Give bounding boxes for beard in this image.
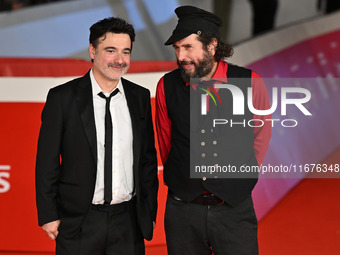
[177,51,215,82]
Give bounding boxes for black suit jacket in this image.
[35,72,158,240]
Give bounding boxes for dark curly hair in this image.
[197,33,234,62]
[89,17,135,50]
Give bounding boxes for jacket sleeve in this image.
[35,88,63,226]
[141,90,159,222]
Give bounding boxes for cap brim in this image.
[164,31,192,45]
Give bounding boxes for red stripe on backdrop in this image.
[0,58,177,77]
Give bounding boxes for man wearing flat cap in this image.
[156,5,271,255]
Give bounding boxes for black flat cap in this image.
[164,5,222,45]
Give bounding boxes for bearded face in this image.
[173,34,216,82]
[177,50,215,82]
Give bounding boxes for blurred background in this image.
[0,0,339,60]
[0,0,339,254]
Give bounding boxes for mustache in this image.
[178,60,195,66]
[108,63,127,68]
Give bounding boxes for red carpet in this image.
[258,178,340,255]
[2,149,339,255]
[258,146,340,255]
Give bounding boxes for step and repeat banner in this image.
[1,12,340,253]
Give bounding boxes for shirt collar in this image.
[90,69,125,97]
[212,60,228,82]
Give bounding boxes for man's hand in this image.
[42,220,61,240]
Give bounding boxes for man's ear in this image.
[89,44,95,61]
[208,38,218,56]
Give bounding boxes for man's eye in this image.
[123,51,131,55]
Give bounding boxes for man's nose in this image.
[176,48,186,62]
[114,53,124,64]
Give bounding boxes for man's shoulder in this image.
[50,72,89,94]
[121,77,144,88]
[162,68,183,85]
[225,62,252,78]
[164,68,181,78]
[121,77,150,95]
[225,61,252,72]
[156,68,181,86]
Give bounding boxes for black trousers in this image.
[165,194,258,255]
[56,199,144,255]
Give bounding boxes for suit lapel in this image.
[74,75,141,176]
[122,78,141,177]
[75,72,97,166]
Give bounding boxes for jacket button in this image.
[202,177,207,181]
[201,129,205,134]
[201,153,206,158]
[213,140,217,145]
[213,153,218,157]
[201,142,205,146]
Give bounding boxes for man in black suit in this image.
[35,17,158,255]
